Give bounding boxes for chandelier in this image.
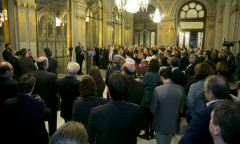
[115,0,126,12]
[137,0,148,12]
[125,0,140,13]
[115,0,148,13]
[150,0,164,23]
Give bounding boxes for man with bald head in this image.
[122,62,143,106]
[0,62,18,106]
[75,42,85,75]
[30,56,58,137]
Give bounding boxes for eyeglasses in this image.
[9,68,14,71]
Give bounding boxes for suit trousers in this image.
[142,107,154,136]
[155,132,172,144]
[77,60,83,74]
[48,109,57,138]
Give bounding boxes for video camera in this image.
[222,38,235,50]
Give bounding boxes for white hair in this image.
[67,62,80,75]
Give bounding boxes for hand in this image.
[182,70,186,74]
[35,96,41,99]
[81,52,85,54]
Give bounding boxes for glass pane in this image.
[190,31,198,47]
[63,0,69,11]
[180,11,185,18]
[135,23,156,29]
[56,0,63,9]
[197,32,203,48]
[135,13,141,20]
[150,32,155,48]
[0,0,5,58]
[185,32,190,48]
[179,32,184,47]
[182,5,189,11]
[146,31,150,47]
[47,8,56,57]
[199,10,204,18]
[189,2,196,8]
[135,32,139,46]
[47,0,54,7]
[140,31,143,46]
[63,12,69,56]
[37,0,46,5]
[37,5,47,57]
[179,22,204,29]
[186,9,198,18]
[196,5,202,11]
[56,9,63,57]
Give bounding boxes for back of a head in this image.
[113,54,121,65]
[161,57,168,66]
[206,50,211,59]
[122,63,136,77]
[194,63,215,81]
[203,60,214,70]
[67,62,80,75]
[181,51,187,57]
[134,49,138,54]
[20,48,27,57]
[160,68,172,79]
[148,59,160,72]
[165,50,171,57]
[46,49,52,57]
[37,57,48,67]
[79,76,97,97]
[213,101,240,144]
[0,62,11,75]
[89,66,103,84]
[50,121,88,144]
[125,50,130,57]
[205,75,230,99]
[142,53,147,59]
[158,52,164,59]
[17,74,36,94]
[16,51,21,56]
[141,60,149,67]
[108,71,129,100]
[170,57,179,67]
[215,62,229,73]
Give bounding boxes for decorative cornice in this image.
[208,25,215,28]
[218,18,223,24]
[76,14,86,20]
[106,21,113,25]
[125,26,131,29]
[230,5,239,14]
[15,1,36,11]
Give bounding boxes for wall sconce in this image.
[0,12,4,27]
[56,18,61,26]
[86,17,89,22]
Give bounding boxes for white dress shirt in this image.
[126,57,135,65]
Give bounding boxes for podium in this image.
[85,51,95,74]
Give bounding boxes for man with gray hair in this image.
[75,42,85,75]
[183,53,198,77]
[57,62,80,122]
[105,54,122,86]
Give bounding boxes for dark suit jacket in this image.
[185,62,197,77]
[57,76,80,120]
[75,46,85,61]
[178,56,189,71]
[171,68,186,87]
[106,52,114,65]
[100,48,107,61]
[217,56,227,64]
[124,78,143,105]
[94,47,100,64]
[87,100,142,144]
[199,55,204,63]
[3,49,12,61]
[72,96,108,129]
[0,76,18,109]
[96,81,105,97]
[8,56,22,79]
[227,55,235,68]
[31,67,58,111]
[28,55,35,63]
[47,57,58,77]
[179,104,215,144]
[4,94,51,144]
[19,56,37,74]
[105,65,121,86]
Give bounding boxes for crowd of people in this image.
[1,42,240,144]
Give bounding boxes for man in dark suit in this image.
[8,51,22,80]
[30,56,58,137]
[197,50,204,63]
[0,62,18,108]
[87,71,142,144]
[151,68,185,144]
[183,53,198,77]
[170,57,185,87]
[75,42,85,75]
[57,62,80,122]
[94,44,100,67]
[28,49,35,63]
[4,74,51,144]
[45,49,58,78]
[100,45,107,69]
[2,43,12,61]
[122,63,143,105]
[105,54,121,86]
[179,75,230,144]
[19,48,37,74]
[178,51,189,71]
[203,50,212,61]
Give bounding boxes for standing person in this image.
[125,50,135,65]
[87,71,142,144]
[151,68,185,144]
[178,51,190,71]
[94,44,100,67]
[139,59,160,140]
[107,47,113,66]
[28,49,35,63]
[3,43,12,61]
[183,53,198,77]
[170,57,186,87]
[4,74,51,144]
[31,56,58,138]
[105,54,121,86]
[75,42,85,75]
[57,62,80,122]
[8,51,22,80]
[89,66,105,97]
[46,49,58,78]
[19,48,37,74]
[100,45,107,69]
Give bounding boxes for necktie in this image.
[109,53,112,62]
